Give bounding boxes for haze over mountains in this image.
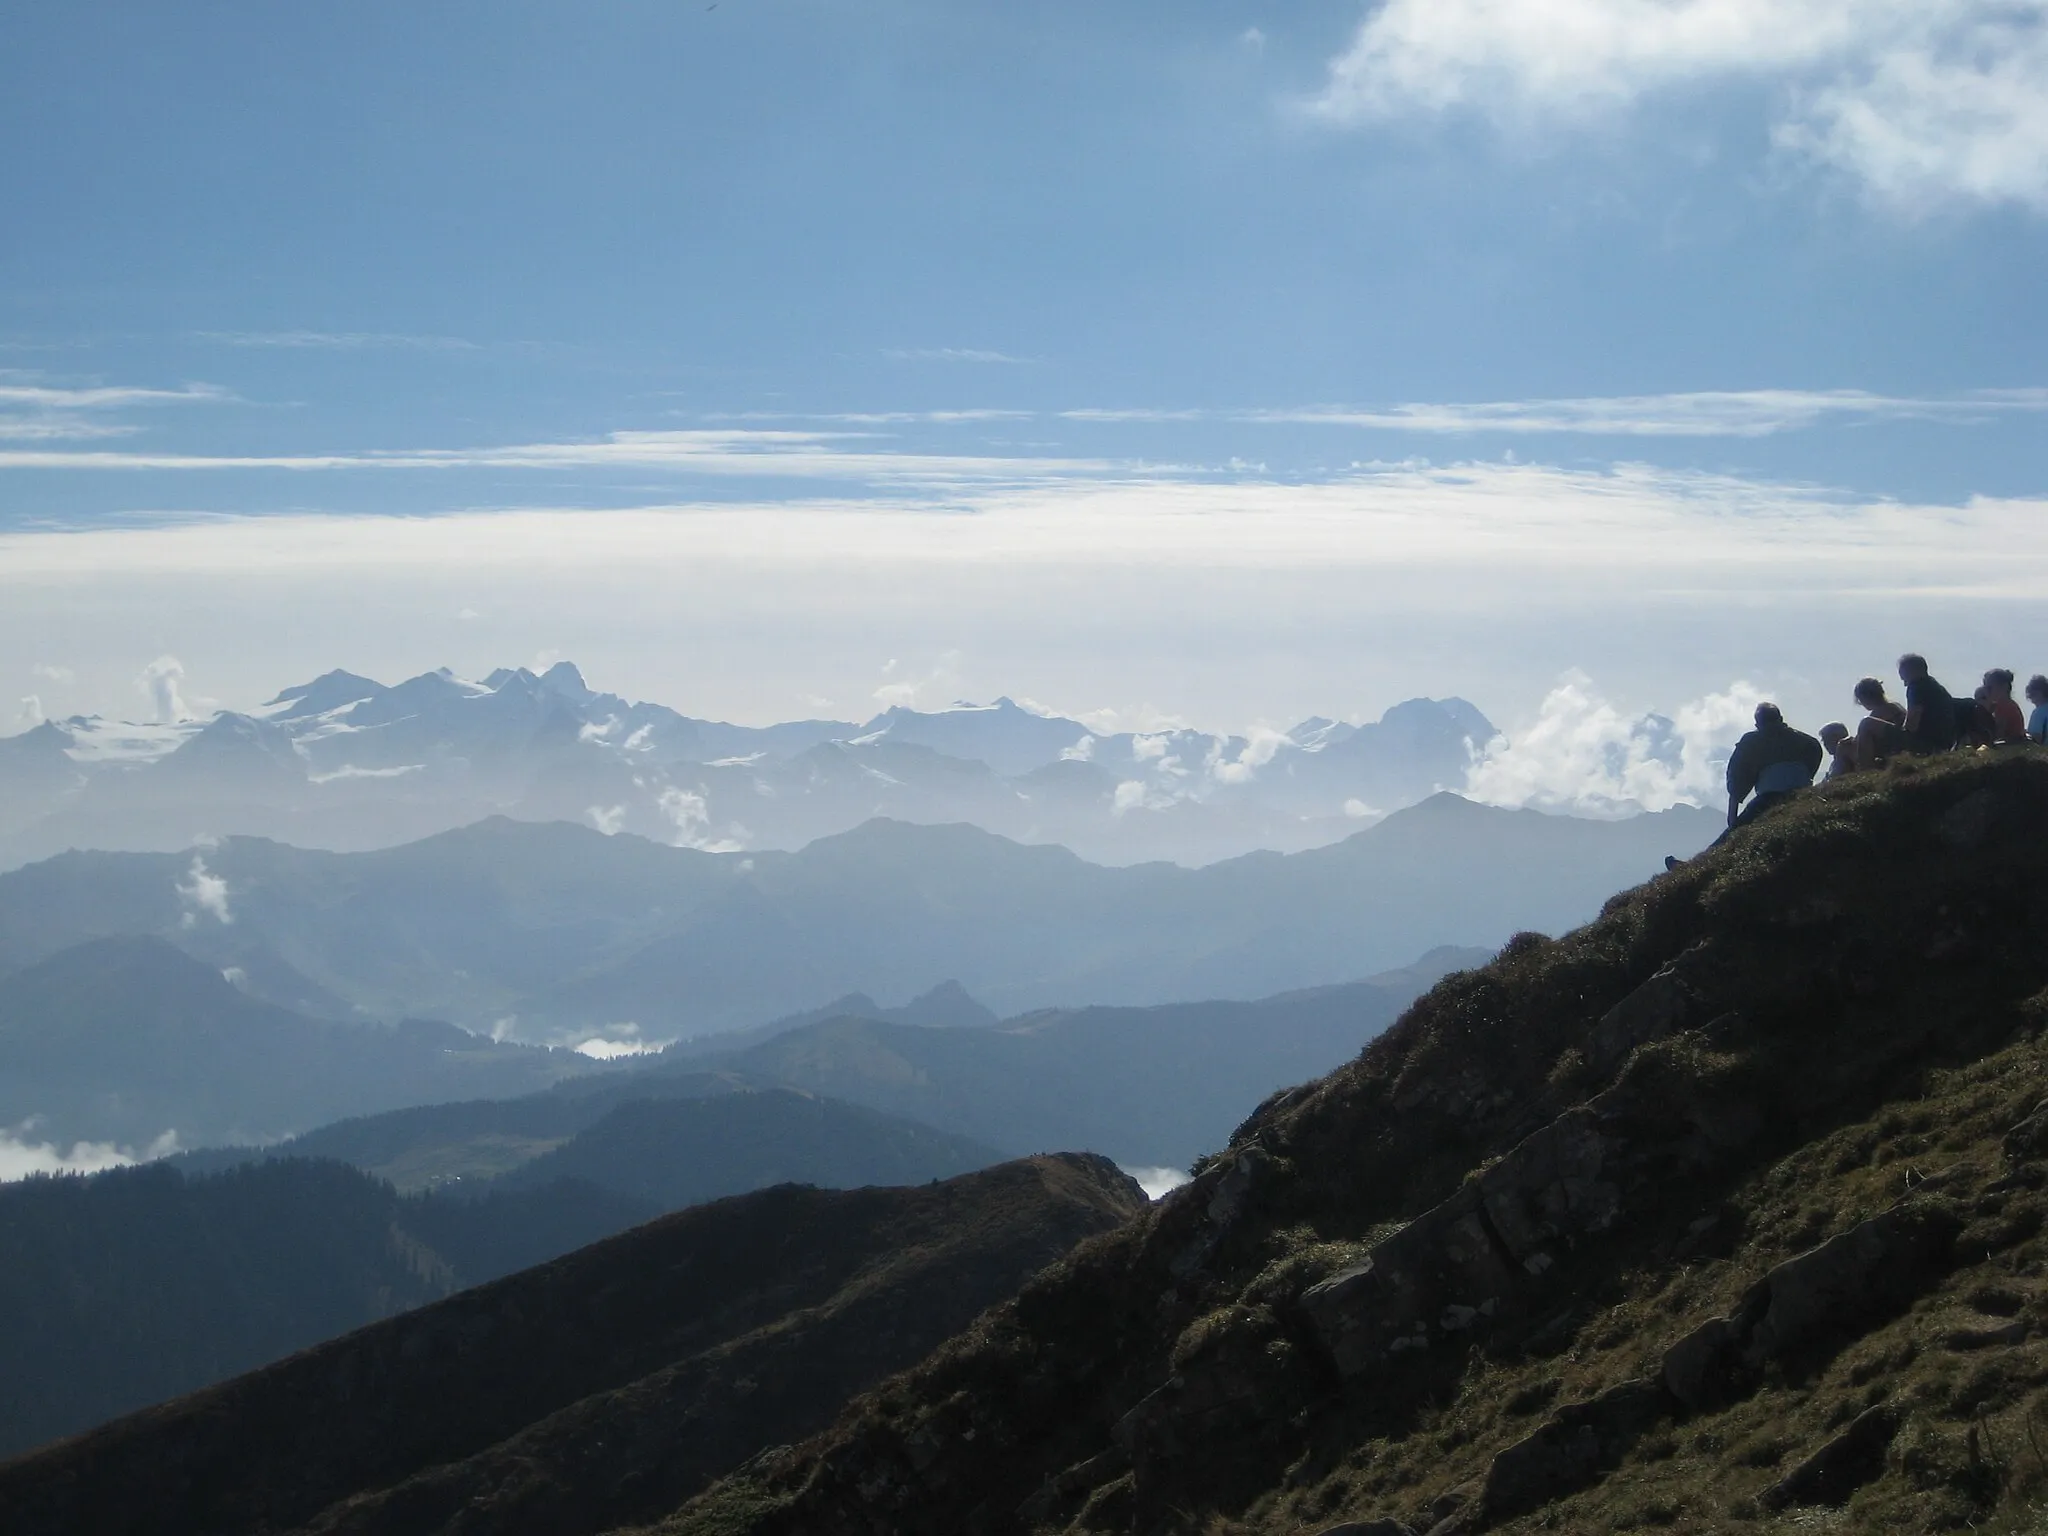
[0,796,1718,1053]
[0,660,1502,870]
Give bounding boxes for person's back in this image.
[1726,705,1822,815]
[2029,676,2048,746]
[1898,654,1957,753]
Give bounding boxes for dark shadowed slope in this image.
[644,751,2048,1536]
[0,1159,651,1457]
[487,1090,1004,1207]
[0,1154,1146,1536]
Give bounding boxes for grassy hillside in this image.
[650,750,2048,1536]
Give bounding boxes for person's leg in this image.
[1730,790,1789,831]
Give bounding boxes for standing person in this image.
[1723,703,1824,831]
[2027,675,2048,745]
[1983,669,2027,744]
[1897,654,1959,755]
[1852,677,1908,770]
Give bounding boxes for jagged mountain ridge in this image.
[0,795,1718,1046]
[0,660,1498,869]
[639,749,2048,1535]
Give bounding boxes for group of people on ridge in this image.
[1667,656,2047,868]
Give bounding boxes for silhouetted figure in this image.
[1851,677,1908,771]
[1664,703,1823,871]
[1898,654,1958,755]
[1819,721,1854,779]
[2028,675,2048,746]
[1723,702,1823,831]
[1983,669,2027,744]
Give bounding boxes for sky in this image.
[3,0,2045,750]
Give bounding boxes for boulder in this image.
[1478,1378,1670,1522]
[1760,1404,1899,1509]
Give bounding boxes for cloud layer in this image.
[1316,0,2048,212]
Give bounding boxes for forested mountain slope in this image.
[0,1155,1145,1536]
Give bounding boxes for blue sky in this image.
[3,0,2046,754]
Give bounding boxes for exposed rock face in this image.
[1762,1404,1901,1509]
[645,753,2048,1536]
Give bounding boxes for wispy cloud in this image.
[883,347,1032,364]
[1313,0,2048,213]
[194,329,478,351]
[1249,388,2048,437]
[0,427,1118,487]
[1064,389,2048,438]
[0,380,232,409]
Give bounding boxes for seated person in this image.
[1983,669,2027,744]
[1724,702,1823,831]
[1961,687,1998,748]
[1667,704,1823,869]
[1851,676,1908,770]
[1897,653,1959,755]
[1819,721,1855,779]
[2029,675,2048,745]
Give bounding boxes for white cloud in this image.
[1121,1164,1193,1199]
[1060,734,1097,762]
[176,855,234,926]
[1315,0,2048,211]
[587,804,627,836]
[194,330,476,350]
[1343,797,1381,819]
[1210,725,1290,785]
[0,1124,179,1181]
[137,655,189,723]
[33,664,75,683]
[17,695,41,726]
[1251,389,2048,437]
[882,347,1031,364]
[0,380,232,409]
[0,427,1111,487]
[1463,671,1764,816]
[657,785,744,852]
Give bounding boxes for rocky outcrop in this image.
[1761,1404,1901,1510]
[1661,1201,1963,1412]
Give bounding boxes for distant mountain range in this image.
[170,946,1482,1184]
[0,660,1500,869]
[0,796,1719,1050]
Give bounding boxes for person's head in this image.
[1754,702,1784,729]
[1985,667,2016,698]
[1820,722,1849,752]
[2029,675,2048,706]
[1898,653,1929,682]
[1853,677,1888,709]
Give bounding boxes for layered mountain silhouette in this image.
[7,752,2039,1532]
[172,948,1481,1187]
[0,1154,1145,1534]
[0,794,1717,1046]
[0,661,1501,870]
[0,1085,1007,1457]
